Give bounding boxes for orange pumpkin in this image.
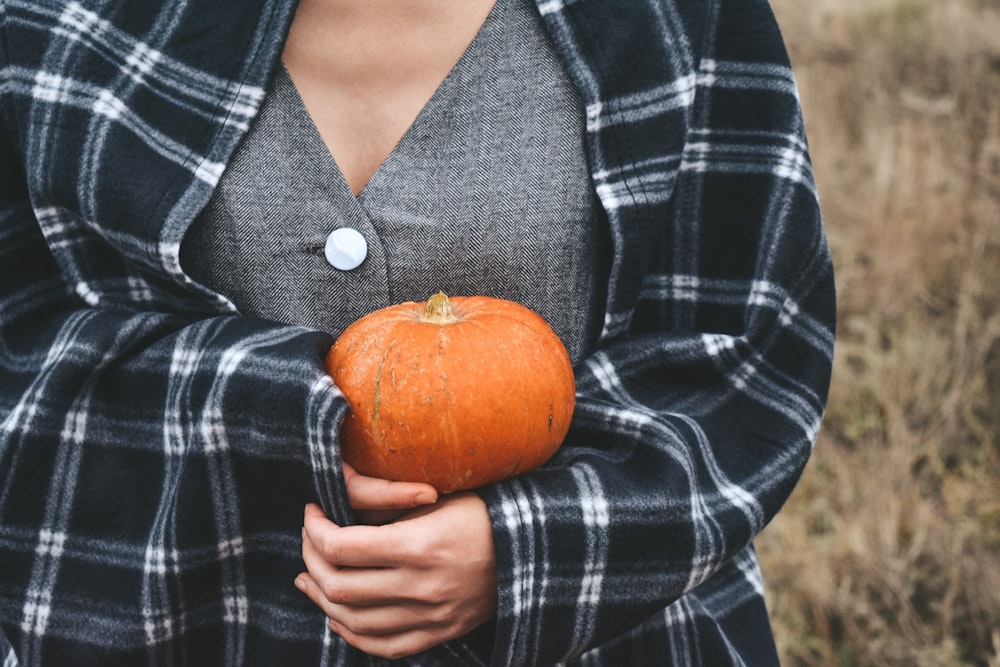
[325,292,575,494]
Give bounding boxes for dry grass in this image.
[758,0,1000,665]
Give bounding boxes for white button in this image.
[324,228,368,270]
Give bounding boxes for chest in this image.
[281,0,497,194]
[180,0,611,364]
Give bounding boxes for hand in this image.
[296,497,498,660]
[341,461,438,524]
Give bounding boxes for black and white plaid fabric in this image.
[0,0,835,665]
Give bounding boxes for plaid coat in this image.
[0,0,835,664]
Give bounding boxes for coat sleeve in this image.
[0,51,351,667]
[476,0,836,664]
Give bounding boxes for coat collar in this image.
[36,0,699,328]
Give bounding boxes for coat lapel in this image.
[531,0,704,337]
[13,0,298,295]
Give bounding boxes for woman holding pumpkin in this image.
[0,0,834,665]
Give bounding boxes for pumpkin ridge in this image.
[372,349,388,444]
[475,313,566,354]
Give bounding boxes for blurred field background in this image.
[757,0,1000,665]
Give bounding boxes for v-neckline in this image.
[280,0,501,200]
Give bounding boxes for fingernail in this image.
[294,576,306,591]
[415,492,436,504]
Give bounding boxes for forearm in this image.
[0,208,352,661]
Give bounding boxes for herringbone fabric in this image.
[0,0,835,665]
[183,0,608,364]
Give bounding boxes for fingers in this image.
[294,572,464,660]
[295,570,446,632]
[297,497,499,660]
[297,528,462,658]
[303,504,409,568]
[326,617,453,661]
[342,462,438,511]
[300,526,461,608]
[301,526,413,605]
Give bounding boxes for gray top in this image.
[181,0,609,365]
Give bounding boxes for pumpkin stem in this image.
[421,292,460,324]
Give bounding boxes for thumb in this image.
[342,461,438,512]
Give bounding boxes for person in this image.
[0,0,836,663]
